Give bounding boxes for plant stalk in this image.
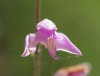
[34,0,41,76]
[34,44,40,76]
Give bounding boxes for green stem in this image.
[34,44,40,76]
[34,0,41,76]
[35,0,40,25]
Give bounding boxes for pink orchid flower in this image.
[54,62,91,76]
[21,19,82,59]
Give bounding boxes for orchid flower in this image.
[21,19,82,59]
[54,62,91,76]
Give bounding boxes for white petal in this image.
[21,33,37,57]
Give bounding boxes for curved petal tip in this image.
[55,32,82,56]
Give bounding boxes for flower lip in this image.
[36,19,57,30]
[42,35,57,60]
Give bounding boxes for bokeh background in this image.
[0,0,100,76]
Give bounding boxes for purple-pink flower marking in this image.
[21,19,82,59]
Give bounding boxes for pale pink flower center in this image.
[41,36,55,52]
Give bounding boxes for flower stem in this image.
[35,0,40,24]
[34,0,41,76]
[34,44,40,76]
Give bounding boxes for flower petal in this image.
[69,70,85,76]
[35,27,55,44]
[42,36,57,59]
[68,63,91,76]
[36,19,57,30]
[46,47,57,60]
[55,33,82,56]
[21,34,37,57]
[54,62,91,76]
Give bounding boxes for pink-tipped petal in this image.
[55,33,82,56]
[54,62,91,76]
[54,70,68,76]
[69,63,91,76]
[69,70,85,76]
[42,36,57,60]
[36,19,57,30]
[46,47,57,60]
[21,34,37,57]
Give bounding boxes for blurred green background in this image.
[0,0,100,76]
